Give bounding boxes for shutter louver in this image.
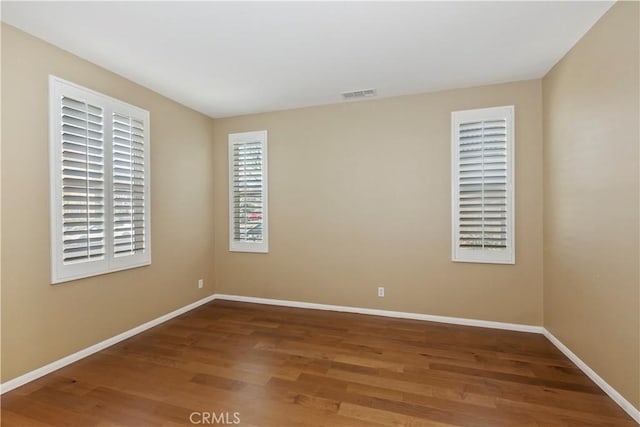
[232,141,264,243]
[112,113,146,256]
[458,119,508,249]
[60,96,106,263]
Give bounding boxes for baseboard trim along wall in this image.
[0,294,217,395]
[542,329,640,424]
[214,293,544,333]
[2,293,638,423]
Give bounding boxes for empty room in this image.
[1,1,638,426]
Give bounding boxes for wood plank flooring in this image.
[1,300,636,426]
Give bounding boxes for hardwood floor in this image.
[1,300,635,426]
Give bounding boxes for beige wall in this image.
[543,1,640,409]
[0,24,216,382]
[213,80,544,325]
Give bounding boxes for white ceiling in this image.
[2,1,613,118]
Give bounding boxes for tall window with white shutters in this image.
[451,106,514,264]
[49,76,151,283]
[228,131,268,253]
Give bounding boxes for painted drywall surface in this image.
[213,80,543,325]
[0,24,216,382]
[543,2,640,408]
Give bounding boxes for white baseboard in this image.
[542,329,640,424]
[0,294,216,394]
[2,292,637,424]
[212,293,544,333]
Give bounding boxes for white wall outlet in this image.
[198,279,204,289]
[378,287,385,297]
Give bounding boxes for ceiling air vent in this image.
[342,88,377,100]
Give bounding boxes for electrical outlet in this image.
[198,279,204,289]
[378,287,385,297]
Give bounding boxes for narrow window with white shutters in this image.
[50,76,151,283]
[451,106,514,264]
[228,131,268,253]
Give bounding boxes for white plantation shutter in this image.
[458,120,507,248]
[451,106,514,264]
[50,76,151,283]
[112,113,146,257]
[61,96,106,263]
[228,131,268,253]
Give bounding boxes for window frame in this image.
[49,75,151,284]
[451,105,515,264]
[228,130,269,253]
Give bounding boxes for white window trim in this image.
[228,130,269,253]
[451,105,515,264]
[49,76,151,284]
